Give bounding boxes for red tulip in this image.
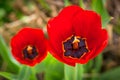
[11,28,47,66]
[47,5,108,66]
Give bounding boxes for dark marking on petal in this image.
[80,47,89,53]
[78,39,86,47]
[64,50,72,56]
[72,50,84,58]
[64,42,72,50]
[23,45,38,60]
[63,36,89,59]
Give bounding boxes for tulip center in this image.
[23,45,38,60]
[63,36,89,59]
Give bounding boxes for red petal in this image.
[87,30,108,60]
[58,5,83,19]
[73,10,103,50]
[79,30,108,63]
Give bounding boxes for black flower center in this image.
[63,36,89,59]
[23,45,38,60]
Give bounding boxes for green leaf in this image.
[92,0,110,27]
[29,67,37,80]
[0,35,20,72]
[94,54,103,72]
[100,67,120,80]
[35,54,64,80]
[64,0,71,6]
[17,66,31,80]
[34,53,64,80]
[79,0,84,8]
[0,8,6,19]
[0,72,17,80]
[84,60,93,72]
[44,54,64,80]
[34,54,53,73]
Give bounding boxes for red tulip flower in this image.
[11,28,47,66]
[47,5,108,66]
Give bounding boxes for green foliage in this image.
[0,8,6,19]
[0,0,14,23]
[34,54,53,73]
[84,60,93,73]
[100,67,120,80]
[79,0,84,8]
[0,72,17,80]
[93,54,103,72]
[64,0,71,6]
[41,54,64,80]
[17,66,31,80]
[0,35,20,73]
[91,0,110,27]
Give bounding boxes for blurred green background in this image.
[0,0,120,80]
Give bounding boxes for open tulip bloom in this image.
[11,28,47,66]
[47,5,108,66]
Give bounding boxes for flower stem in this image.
[75,64,84,80]
[64,64,74,80]
[64,64,84,80]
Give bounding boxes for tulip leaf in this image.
[34,54,64,80]
[0,35,20,72]
[94,54,103,72]
[92,0,110,27]
[44,54,64,80]
[34,54,53,73]
[29,67,37,80]
[99,67,120,80]
[0,72,17,80]
[64,0,71,6]
[79,0,84,8]
[84,60,93,72]
[0,8,6,19]
[17,66,31,80]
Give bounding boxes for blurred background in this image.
[0,0,120,80]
